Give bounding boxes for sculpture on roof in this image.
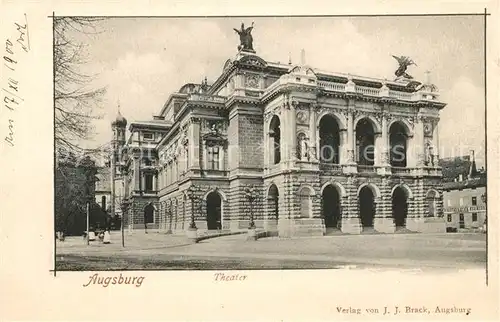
[392,55,417,79]
[233,22,254,52]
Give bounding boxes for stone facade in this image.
[110,47,447,236]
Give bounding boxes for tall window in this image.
[472,197,477,206]
[472,213,478,222]
[143,132,154,140]
[207,146,220,170]
[447,214,452,222]
[145,174,153,192]
[101,196,106,211]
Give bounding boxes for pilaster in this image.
[188,118,201,169]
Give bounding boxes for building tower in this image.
[111,104,127,219]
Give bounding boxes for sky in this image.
[72,16,485,166]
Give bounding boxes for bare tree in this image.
[54,17,107,156]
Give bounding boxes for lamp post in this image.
[185,185,198,242]
[245,185,256,229]
[120,198,129,247]
[245,185,258,240]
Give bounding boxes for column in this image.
[172,159,177,182]
[203,142,208,169]
[281,101,290,163]
[411,118,425,167]
[134,158,140,191]
[219,145,224,170]
[309,104,317,161]
[346,111,355,163]
[375,115,389,167]
[290,101,297,161]
[339,129,348,164]
[432,122,440,164]
[189,119,200,169]
[264,122,269,167]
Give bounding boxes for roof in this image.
[112,110,127,127]
[443,176,486,191]
[129,120,173,130]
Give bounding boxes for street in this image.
[55,232,486,271]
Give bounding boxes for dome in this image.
[112,110,127,127]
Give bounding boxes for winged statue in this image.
[234,22,255,51]
[392,55,417,79]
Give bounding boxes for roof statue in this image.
[392,55,417,79]
[233,22,255,52]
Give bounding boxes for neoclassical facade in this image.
[110,44,447,236]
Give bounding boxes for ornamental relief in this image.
[201,118,227,135]
[296,110,309,124]
[420,116,439,137]
[244,74,261,89]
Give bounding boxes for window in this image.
[472,197,477,206]
[207,146,220,170]
[472,213,478,222]
[101,196,106,211]
[459,197,464,206]
[144,159,152,166]
[145,174,153,192]
[447,214,452,222]
[447,199,451,207]
[143,132,154,140]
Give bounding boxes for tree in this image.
[54,17,106,155]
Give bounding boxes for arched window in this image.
[426,190,440,217]
[298,186,314,218]
[269,116,281,165]
[355,118,375,166]
[389,122,409,167]
[319,115,340,164]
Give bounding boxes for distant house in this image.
[440,151,486,231]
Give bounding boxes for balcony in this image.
[357,165,375,173]
[317,81,346,92]
[188,94,226,104]
[391,166,411,175]
[319,163,342,173]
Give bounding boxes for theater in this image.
[109,25,447,236]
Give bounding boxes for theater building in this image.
[110,37,447,236]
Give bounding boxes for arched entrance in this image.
[359,186,375,227]
[356,118,375,166]
[319,115,341,164]
[392,186,408,227]
[144,203,154,225]
[426,190,439,217]
[206,192,222,230]
[322,185,341,229]
[267,184,279,222]
[389,122,409,167]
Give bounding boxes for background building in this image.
[110,32,448,236]
[441,151,487,231]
